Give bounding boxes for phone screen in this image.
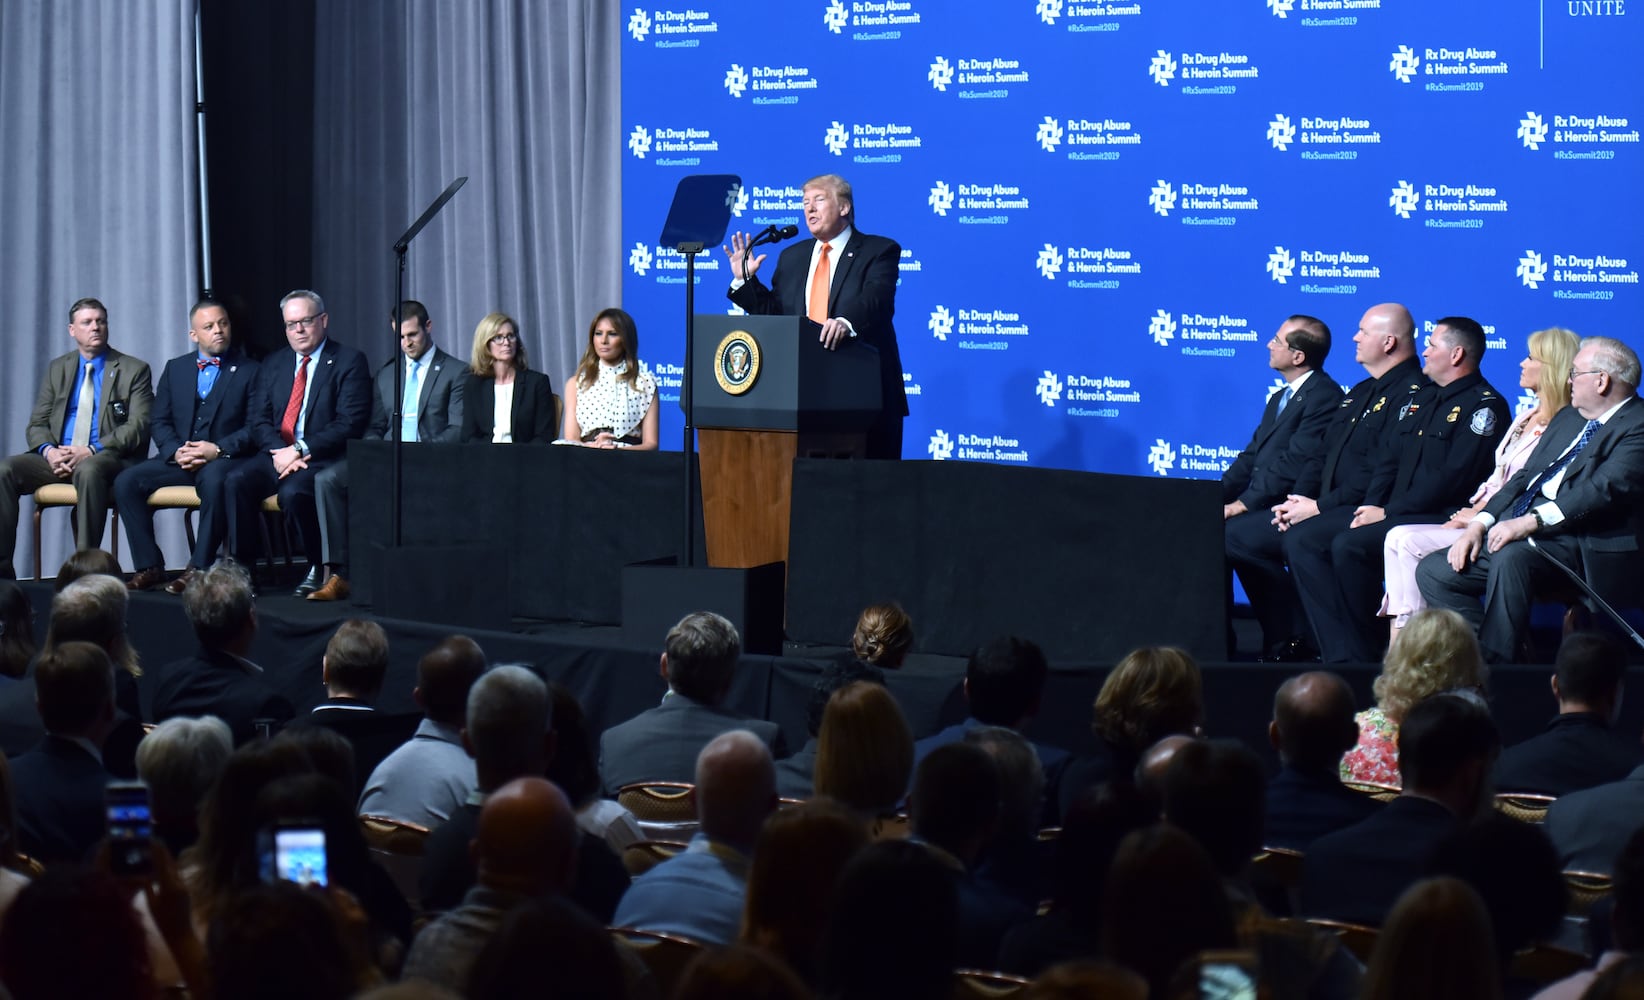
[272,827,328,887]
[105,783,152,877]
[1199,961,1257,1000]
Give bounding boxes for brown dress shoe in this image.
[307,575,351,602]
[128,567,168,592]
[162,569,196,596]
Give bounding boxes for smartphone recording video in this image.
[105,781,153,877]
[261,824,328,887]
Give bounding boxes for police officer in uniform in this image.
[1287,316,1509,662]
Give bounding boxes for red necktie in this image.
[280,355,310,446]
[808,243,832,323]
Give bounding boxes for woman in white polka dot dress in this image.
[561,308,659,450]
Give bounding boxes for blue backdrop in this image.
[621,0,1641,476]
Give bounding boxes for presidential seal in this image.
[714,330,761,395]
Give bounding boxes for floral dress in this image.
[1339,707,1401,787]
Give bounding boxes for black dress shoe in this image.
[292,566,323,598]
[1261,637,1321,663]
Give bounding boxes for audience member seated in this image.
[135,715,232,856]
[1429,813,1566,993]
[0,580,35,679]
[1378,326,1580,645]
[1301,692,1501,926]
[403,776,578,992]
[150,560,294,745]
[297,618,410,793]
[459,312,556,444]
[38,574,145,773]
[1265,671,1384,850]
[544,680,643,852]
[1100,825,1240,998]
[851,600,914,670]
[11,641,117,865]
[0,868,158,1000]
[419,665,630,922]
[1058,645,1204,817]
[966,726,1047,910]
[740,797,867,987]
[53,547,122,591]
[598,611,785,793]
[1494,631,1640,796]
[997,783,1156,977]
[674,943,811,1000]
[1163,738,1363,999]
[1533,826,1644,999]
[1341,608,1488,787]
[1544,750,1644,875]
[913,635,1069,824]
[256,772,413,951]
[814,680,913,823]
[560,307,660,449]
[612,729,777,944]
[1133,733,1196,804]
[1361,877,1501,1000]
[774,659,885,800]
[359,635,485,827]
[205,881,371,1000]
[909,740,1031,970]
[819,839,959,1000]
[465,895,639,1000]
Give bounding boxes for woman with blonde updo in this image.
[1341,608,1489,787]
[850,602,913,669]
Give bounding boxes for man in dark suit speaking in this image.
[723,173,907,460]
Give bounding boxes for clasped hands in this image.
[1444,514,1537,571]
[174,440,222,471]
[271,445,308,479]
[42,444,94,478]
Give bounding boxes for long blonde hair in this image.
[1375,609,1487,723]
[1527,327,1580,420]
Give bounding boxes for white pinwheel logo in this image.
[628,243,653,276]
[823,1,847,33]
[1035,371,1063,407]
[727,185,748,217]
[1036,0,1063,25]
[1148,50,1177,87]
[627,8,651,41]
[1036,116,1063,152]
[1518,111,1548,150]
[823,121,849,156]
[1148,180,1177,218]
[1147,439,1177,476]
[1035,244,1063,280]
[928,56,954,92]
[1267,114,1296,151]
[1267,246,1296,284]
[929,306,954,342]
[928,430,954,460]
[627,125,652,159]
[1389,181,1419,220]
[1517,250,1548,289]
[928,181,954,217]
[724,64,749,98]
[1149,310,1176,347]
[1389,45,1420,84]
[1268,0,1294,17]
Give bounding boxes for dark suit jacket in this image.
[1543,763,1644,873]
[598,693,787,795]
[12,734,111,866]
[149,350,260,461]
[1263,765,1385,851]
[727,228,907,418]
[1493,712,1643,797]
[247,339,373,459]
[774,736,819,800]
[25,348,154,458]
[1299,795,1458,926]
[459,370,556,444]
[1482,398,1644,604]
[1223,369,1344,510]
[150,647,296,745]
[298,699,419,796]
[912,717,1071,825]
[1296,358,1427,510]
[367,348,466,443]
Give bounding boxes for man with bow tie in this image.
[0,298,153,579]
[114,300,260,592]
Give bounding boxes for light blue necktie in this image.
[401,360,422,442]
[1277,386,1293,415]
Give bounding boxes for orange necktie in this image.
[808,243,832,323]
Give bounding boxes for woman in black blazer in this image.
[459,312,555,443]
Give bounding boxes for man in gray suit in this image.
[0,298,153,578]
[1544,762,1644,874]
[308,300,465,602]
[599,611,787,794]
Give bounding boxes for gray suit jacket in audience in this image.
[598,692,786,796]
[1543,763,1644,874]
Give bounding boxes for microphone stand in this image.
[1528,537,1644,651]
[680,240,704,567]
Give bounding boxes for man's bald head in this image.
[695,730,777,853]
[1354,302,1417,376]
[1136,734,1197,797]
[1271,671,1360,774]
[473,776,577,896]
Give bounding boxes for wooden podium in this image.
[691,315,882,568]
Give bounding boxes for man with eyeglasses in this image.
[0,298,153,580]
[220,290,370,596]
[1418,336,1644,663]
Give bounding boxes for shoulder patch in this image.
[1469,408,1498,436]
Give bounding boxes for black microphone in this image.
[772,224,799,241]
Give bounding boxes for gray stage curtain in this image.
[0,0,200,577]
[311,0,622,393]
